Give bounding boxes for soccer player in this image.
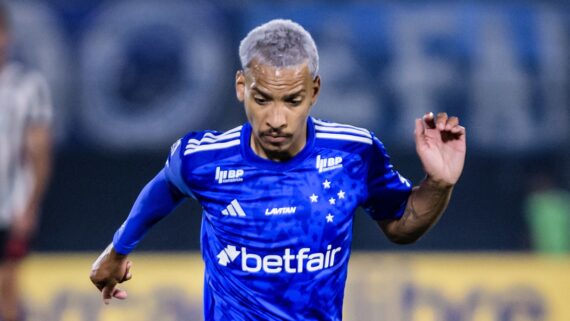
[90,19,466,320]
[0,3,54,321]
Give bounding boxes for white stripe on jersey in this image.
[312,118,370,136]
[314,125,372,138]
[186,131,241,148]
[185,126,242,149]
[184,139,241,155]
[315,133,373,145]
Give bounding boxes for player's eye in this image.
[254,96,268,105]
[286,97,303,106]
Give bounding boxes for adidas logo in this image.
[316,155,343,173]
[215,167,244,184]
[222,199,246,217]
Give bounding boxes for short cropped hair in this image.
[239,19,319,78]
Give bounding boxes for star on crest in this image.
[310,194,318,203]
[337,190,345,199]
[329,198,336,205]
[322,179,331,189]
[326,213,334,223]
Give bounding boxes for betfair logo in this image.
[217,245,240,266]
[215,167,244,184]
[222,199,246,217]
[316,155,343,173]
[217,244,342,274]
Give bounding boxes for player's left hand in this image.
[414,112,466,188]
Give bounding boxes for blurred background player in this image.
[0,3,53,321]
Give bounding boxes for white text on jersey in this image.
[215,167,244,184]
[265,207,297,216]
[217,245,342,274]
[316,155,343,173]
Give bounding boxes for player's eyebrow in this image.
[283,90,306,100]
[251,86,272,99]
[251,86,306,100]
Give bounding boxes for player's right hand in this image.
[89,244,133,305]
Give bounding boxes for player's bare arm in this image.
[90,243,132,304]
[378,112,466,244]
[11,124,53,239]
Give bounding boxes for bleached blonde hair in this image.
[239,19,319,78]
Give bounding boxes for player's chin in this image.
[263,142,288,152]
[261,141,294,156]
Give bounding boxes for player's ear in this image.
[235,70,245,102]
[310,75,321,106]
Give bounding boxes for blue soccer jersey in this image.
[113,117,412,321]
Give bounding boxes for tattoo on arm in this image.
[400,193,419,227]
[379,179,453,244]
[401,185,449,227]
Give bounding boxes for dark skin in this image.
[236,60,321,161]
[90,244,131,304]
[90,61,466,304]
[379,112,465,244]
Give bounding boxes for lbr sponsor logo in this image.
[215,167,244,184]
[316,155,343,173]
[217,245,342,274]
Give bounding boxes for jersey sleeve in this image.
[362,134,412,221]
[112,138,191,255]
[164,136,196,198]
[112,169,185,254]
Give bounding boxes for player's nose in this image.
[266,105,287,130]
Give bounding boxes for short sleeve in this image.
[362,134,412,221]
[25,72,53,125]
[164,138,194,198]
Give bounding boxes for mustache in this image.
[260,130,292,138]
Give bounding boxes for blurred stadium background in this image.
[4,0,569,320]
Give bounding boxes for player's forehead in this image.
[245,60,311,95]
